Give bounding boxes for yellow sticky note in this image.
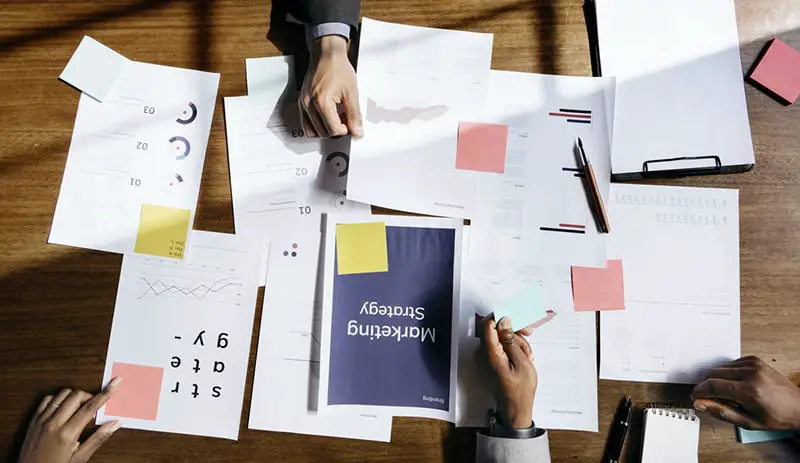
[134,204,191,259]
[336,222,389,275]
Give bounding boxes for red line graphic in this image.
[558,223,586,229]
[548,112,592,119]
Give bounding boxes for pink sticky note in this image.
[571,259,625,312]
[455,122,508,173]
[105,362,164,421]
[748,38,800,105]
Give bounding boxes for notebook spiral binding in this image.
[646,403,698,421]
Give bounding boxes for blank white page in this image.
[641,408,699,463]
[597,0,754,176]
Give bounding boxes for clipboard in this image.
[587,0,756,181]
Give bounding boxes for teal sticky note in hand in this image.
[493,284,549,330]
[737,428,794,444]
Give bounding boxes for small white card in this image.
[60,36,130,102]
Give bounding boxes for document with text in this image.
[600,183,740,384]
[346,18,494,218]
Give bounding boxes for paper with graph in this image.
[248,223,392,441]
[50,38,218,258]
[346,18,494,218]
[96,231,261,439]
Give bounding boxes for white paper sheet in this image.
[227,56,370,284]
[318,216,462,422]
[248,223,392,441]
[600,183,740,384]
[96,231,261,440]
[346,18,494,218]
[596,0,755,176]
[470,70,613,268]
[50,51,219,257]
[456,229,599,432]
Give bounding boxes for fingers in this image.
[65,377,122,437]
[497,318,531,369]
[704,366,756,382]
[517,326,533,337]
[71,420,122,463]
[691,378,750,404]
[300,98,327,138]
[694,399,763,429]
[343,88,364,138]
[516,333,532,359]
[481,317,510,376]
[312,98,348,137]
[35,395,54,417]
[299,106,318,138]
[48,389,93,428]
[39,388,72,421]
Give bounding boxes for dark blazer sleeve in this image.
[288,0,361,29]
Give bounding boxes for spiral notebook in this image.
[641,405,700,463]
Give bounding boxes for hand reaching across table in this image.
[300,35,363,139]
[18,378,122,463]
[692,356,800,430]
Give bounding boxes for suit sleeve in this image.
[475,430,552,463]
[289,0,361,29]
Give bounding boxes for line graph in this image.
[137,276,242,301]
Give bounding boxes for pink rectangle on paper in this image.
[571,259,625,312]
[748,38,800,104]
[105,362,164,421]
[455,122,508,173]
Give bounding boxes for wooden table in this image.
[1,0,799,461]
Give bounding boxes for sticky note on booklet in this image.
[60,36,130,102]
[134,204,191,259]
[336,222,389,275]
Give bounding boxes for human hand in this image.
[691,356,800,430]
[18,379,122,463]
[300,35,363,139]
[479,317,537,429]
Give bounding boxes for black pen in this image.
[606,396,633,463]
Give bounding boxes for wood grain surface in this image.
[1,1,799,461]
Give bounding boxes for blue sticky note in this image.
[493,284,548,330]
[737,428,794,444]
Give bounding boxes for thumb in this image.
[497,318,530,368]
[71,421,121,462]
[343,89,363,138]
[693,399,763,429]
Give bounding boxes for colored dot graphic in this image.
[283,243,299,257]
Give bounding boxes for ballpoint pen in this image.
[577,137,611,233]
[606,395,633,463]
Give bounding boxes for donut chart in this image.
[176,101,198,125]
[170,136,191,160]
[325,152,349,177]
[332,195,350,211]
